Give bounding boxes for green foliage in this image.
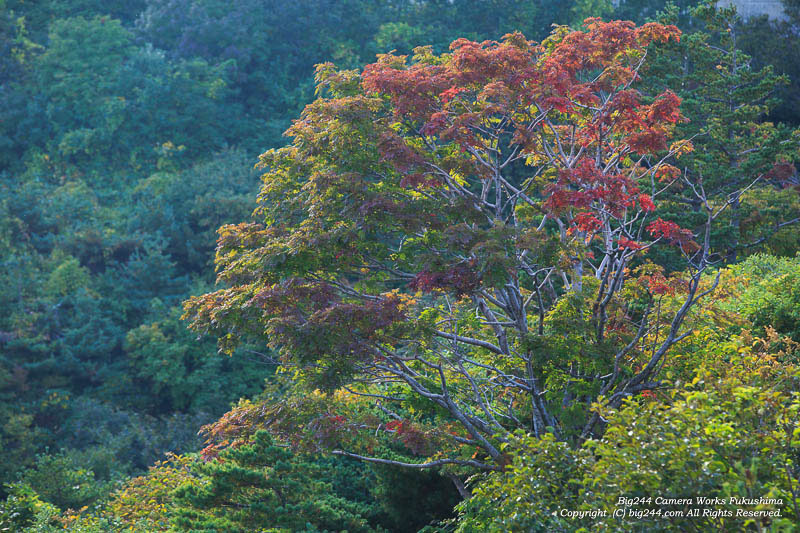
[370,465,460,532]
[373,22,429,55]
[55,396,209,472]
[16,453,111,511]
[614,0,705,25]
[102,453,198,532]
[0,482,59,532]
[128,148,259,273]
[36,16,135,152]
[45,256,90,297]
[571,0,614,25]
[455,433,592,532]
[645,3,799,264]
[0,363,41,485]
[726,254,800,341]
[123,305,265,414]
[457,335,800,531]
[172,430,377,533]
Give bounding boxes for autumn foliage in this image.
[184,19,731,473]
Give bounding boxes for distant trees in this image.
[646,4,799,264]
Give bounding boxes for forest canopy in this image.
[1,1,799,532]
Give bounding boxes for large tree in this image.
[185,19,772,475]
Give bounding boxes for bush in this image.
[457,333,800,532]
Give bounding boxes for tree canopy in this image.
[184,17,793,477]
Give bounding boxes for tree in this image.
[738,0,800,125]
[123,305,265,414]
[171,430,377,533]
[134,0,386,151]
[102,453,198,532]
[612,0,706,26]
[34,15,135,162]
[185,17,752,478]
[179,16,760,470]
[13,453,111,512]
[723,253,800,342]
[644,4,800,264]
[455,328,800,531]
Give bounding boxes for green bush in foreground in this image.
[456,332,800,532]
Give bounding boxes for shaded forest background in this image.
[1,0,800,531]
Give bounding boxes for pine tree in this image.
[645,3,799,264]
[172,431,377,533]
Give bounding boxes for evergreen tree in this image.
[172,431,377,533]
[643,3,799,266]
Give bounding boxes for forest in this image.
[0,0,799,531]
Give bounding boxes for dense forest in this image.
[1,0,799,531]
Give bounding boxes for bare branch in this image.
[331,450,501,471]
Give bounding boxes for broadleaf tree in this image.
[184,19,762,476]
